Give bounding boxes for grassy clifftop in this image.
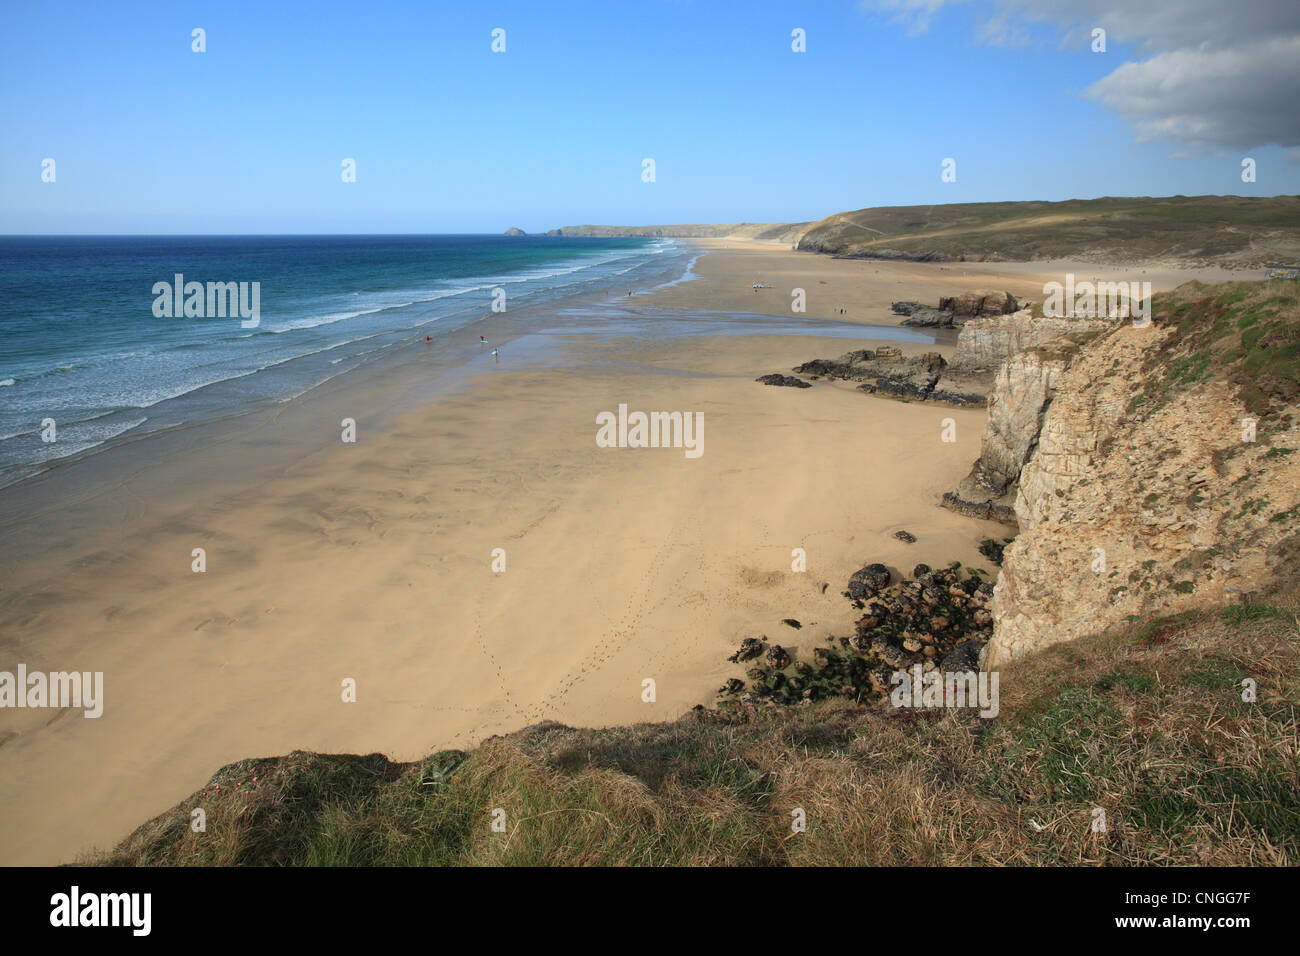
[797,196,1300,267]
[93,597,1299,866]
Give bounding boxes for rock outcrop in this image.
[892,291,1019,330]
[503,227,526,236]
[792,348,987,405]
[984,282,1300,668]
[939,290,1019,318]
[720,561,994,708]
[952,309,1112,371]
[942,346,1072,523]
[755,373,812,388]
[891,300,954,327]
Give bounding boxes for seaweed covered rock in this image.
[728,637,767,663]
[756,374,812,388]
[845,563,892,601]
[721,559,994,710]
[765,644,792,670]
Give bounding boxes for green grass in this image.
[797,195,1300,266]
[1121,280,1300,419]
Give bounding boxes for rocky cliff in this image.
[984,280,1300,668]
[952,310,1111,371]
[943,346,1072,522]
[789,346,988,405]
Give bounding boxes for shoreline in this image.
[0,240,1256,864]
[0,236,696,493]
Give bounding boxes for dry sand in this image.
[0,239,1244,864]
[653,237,1257,324]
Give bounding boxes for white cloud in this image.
[858,0,969,36]
[860,0,1300,150]
[1086,36,1300,150]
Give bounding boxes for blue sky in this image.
[2,0,1297,234]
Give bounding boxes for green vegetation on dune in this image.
[1132,279,1300,418]
[796,195,1300,266]
[93,597,1300,866]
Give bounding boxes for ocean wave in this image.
[249,247,668,335]
[0,237,689,480]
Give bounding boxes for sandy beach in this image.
[0,239,1244,865]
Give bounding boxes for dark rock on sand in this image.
[765,644,792,670]
[723,559,993,712]
[846,563,891,601]
[893,301,954,328]
[894,530,917,543]
[940,492,1017,524]
[782,618,802,629]
[756,373,812,388]
[794,347,985,405]
[893,290,1019,331]
[939,290,1019,318]
[728,637,767,663]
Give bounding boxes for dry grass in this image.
[92,597,1300,866]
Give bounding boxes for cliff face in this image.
[942,306,1119,523]
[953,310,1111,370]
[985,282,1300,668]
[943,347,1071,522]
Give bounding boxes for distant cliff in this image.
[796,196,1300,268]
[544,222,810,243]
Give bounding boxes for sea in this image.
[0,234,698,488]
